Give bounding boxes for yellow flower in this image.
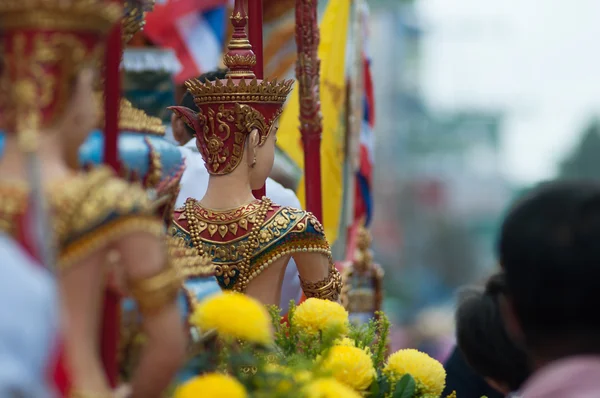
[174,373,247,398]
[303,378,362,398]
[294,298,349,336]
[383,349,446,397]
[191,292,272,345]
[321,345,376,391]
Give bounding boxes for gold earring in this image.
[251,156,256,168]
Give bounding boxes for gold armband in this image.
[69,391,114,398]
[300,266,343,301]
[129,266,182,314]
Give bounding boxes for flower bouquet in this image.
[175,293,457,398]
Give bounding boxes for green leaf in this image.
[378,375,392,396]
[392,374,416,398]
[369,379,380,396]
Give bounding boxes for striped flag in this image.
[144,0,228,84]
[354,7,375,226]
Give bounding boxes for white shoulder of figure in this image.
[176,142,209,208]
[0,234,58,397]
[266,178,302,209]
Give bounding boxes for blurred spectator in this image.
[500,181,600,397]
[455,273,530,396]
[442,347,503,398]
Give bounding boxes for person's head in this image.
[456,273,530,395]
[171,69,228,146]
[499,181,600,364]
[0,0,118,168]
[169,67,292,190]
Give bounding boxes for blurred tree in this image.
[559,119,600,180]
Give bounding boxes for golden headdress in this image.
[122,0,155,45]
[170,0,294,175]
[0,0,121,145]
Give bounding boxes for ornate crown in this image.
[0,0,121,32]
[118,98,165,136]
[0,0,121,143]
[171,0,293,175]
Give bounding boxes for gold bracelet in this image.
[129,266,182,314]
[300,265,343,301]
[69,390,114,398]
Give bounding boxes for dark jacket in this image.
[442,346,504,398]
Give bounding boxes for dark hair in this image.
[499,181,600,355]
[456,273,530,391]
[179,68,228,137]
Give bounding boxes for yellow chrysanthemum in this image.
[190,292,272,345]
[383,349,446,397]
[294,298,349,336]
[174,373,247,398]
[321,345,376,391]
[303,378,362,398]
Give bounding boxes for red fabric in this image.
[49,340,70,397]
[101,15,123,387]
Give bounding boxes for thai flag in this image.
[354,48,375,226]
[144,0,228,84]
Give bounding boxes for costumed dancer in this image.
[172,69,303,314]
[78,1,219,384]
[169,0,342,307]
[0,1,186,396]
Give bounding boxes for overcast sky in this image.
[416,0,600,184]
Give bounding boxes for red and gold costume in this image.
[169,0,341,302]
[0,1,183,396]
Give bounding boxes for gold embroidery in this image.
[0,182,29,236]
[0,166,163,272]
[176,200,337,295]
[167,235,216,278]
[185,198,271,292]
[185,199,262,239]
[59,216,163,271]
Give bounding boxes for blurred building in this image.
[368,0,511,319]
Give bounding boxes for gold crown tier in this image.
[185,77,293,105]
[94,94,165,136]
[118,99,165,136]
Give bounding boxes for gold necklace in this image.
[184,197,271,292]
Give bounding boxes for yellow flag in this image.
[277,0,350,245]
